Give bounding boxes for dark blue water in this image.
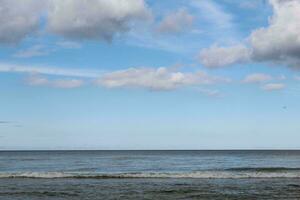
[1,150,300,199]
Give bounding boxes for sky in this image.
[1,0,300,150]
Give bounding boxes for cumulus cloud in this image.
[199,45,251,68]
[156,8,194,35]
[249,0,300,65]
[47,0,151,41]
[0,0,44,44]
[261,83,285,91]
[96,67,230,91]
[242,73,273,84]
[199,0,300,69]
[26,74,84,89]
[0,0,150,44]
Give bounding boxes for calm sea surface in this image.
[1,150,300,199]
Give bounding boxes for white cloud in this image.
[249,0,300,65]
[261,83,285,91]
[26,74,84,89]
[47,0,151,41]
[199,0,300,69]
[0,63,104,78]
[126,0,239,54]
[156,8,194,35]
[0,0,44,44]
[0,62,230,92]
[242,73,273,84]
[96,67,230,91]
[199,45,251,68]
[13,45,52,58]
[0,0,150,44]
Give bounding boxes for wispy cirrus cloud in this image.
[0,62,230,92]
[56,41,81,49]
[0,63,104,78]
[126,0,240,54]
[197,88,221,97]
[156,8,194,35]
[238,0,264,10]
[26,74,84,89]
[191,0,234,30]
[261,83,286,91]
[13,41,82,58]
[190,0,239,41]
[13,45,53,58]
[242,73,273,84]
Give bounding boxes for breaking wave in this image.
[1,168,300,179]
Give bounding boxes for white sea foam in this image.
[1,170,300,179]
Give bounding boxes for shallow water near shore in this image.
[1,150,300,199]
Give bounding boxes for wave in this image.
[227,167,300,172]
[1,169,300,179]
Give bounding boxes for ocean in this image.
[0,150,300,199]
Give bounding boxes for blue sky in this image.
[1,0,300,150]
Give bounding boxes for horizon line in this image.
[1,149,300,151]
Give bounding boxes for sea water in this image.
[0,150,300,199]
